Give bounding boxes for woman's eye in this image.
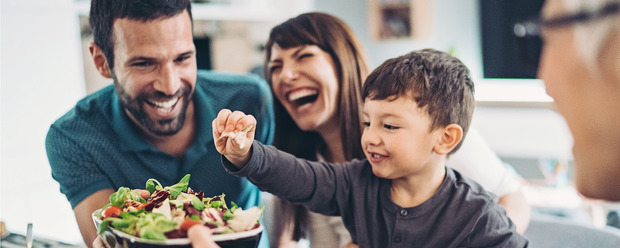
[299,53,313,60]
[362,122,370,127]
[270,66,281,75]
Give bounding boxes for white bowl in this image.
[92,209,263,248]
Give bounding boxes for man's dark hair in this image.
[89,0,192,70]
[362,48,475,155]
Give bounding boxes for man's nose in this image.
[154,63,182,95]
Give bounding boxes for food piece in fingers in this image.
[219,125,253,149]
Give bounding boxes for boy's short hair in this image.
[362,48,475,155]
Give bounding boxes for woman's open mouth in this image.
[287,88,319,109]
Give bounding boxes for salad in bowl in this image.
[92,174,263,247]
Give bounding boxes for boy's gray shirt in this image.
[223,141,529,248]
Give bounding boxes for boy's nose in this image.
[154,63,182,95]
[361,127,381,146]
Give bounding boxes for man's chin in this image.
[146,119,184,136]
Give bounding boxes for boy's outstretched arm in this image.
[212,109,256,168]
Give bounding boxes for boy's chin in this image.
[370,166,394,179]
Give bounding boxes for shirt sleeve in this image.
[223,141,355,216]
[46,124,113,208]
[447,127,522,197]
[465,204,529,247]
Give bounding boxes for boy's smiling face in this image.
[361,97,445,180]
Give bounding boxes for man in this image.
[45,0,274,247]
[516,0,620,200]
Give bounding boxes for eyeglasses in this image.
[512,2,620,75]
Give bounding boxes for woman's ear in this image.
[433,124,463,155]
[89,42,113,78]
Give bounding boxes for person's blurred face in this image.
[361,97,443,180]
[539,0,620,199]
[268,44,340,132]
[111,11,197,136]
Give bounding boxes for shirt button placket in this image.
[392,209,407,245]
[393,235,403,243]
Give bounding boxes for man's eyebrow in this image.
[178,50,195,57]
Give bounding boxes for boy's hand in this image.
[212,109,256,168]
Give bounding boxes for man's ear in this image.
[433,124,463,155]
[89,42,113,79]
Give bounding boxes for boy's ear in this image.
[89,42,113,79]
[433,124,463,155]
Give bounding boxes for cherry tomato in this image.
[101,206,123,219]
[180,218,202,231]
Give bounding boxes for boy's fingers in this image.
[216,109,232,133]
[239,114,257,134]
[227,111,247,132]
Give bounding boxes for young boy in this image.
[212,49,529,247]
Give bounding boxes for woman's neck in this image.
[317,118,345,163]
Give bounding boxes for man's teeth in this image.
[150,98,179,109]
[288,89,318,101]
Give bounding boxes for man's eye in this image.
[132,62,151,67]
[175,55,191,63]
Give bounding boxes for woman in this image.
[263,12,530,247]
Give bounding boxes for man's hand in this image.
[212,109,256,168]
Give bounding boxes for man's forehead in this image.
[111,12,194,56]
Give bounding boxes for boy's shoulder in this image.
[443,167,500,213]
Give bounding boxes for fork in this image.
[26,223,33,248]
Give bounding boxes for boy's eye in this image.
[384,124,399,130]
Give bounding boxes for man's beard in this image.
[113,76,193,136]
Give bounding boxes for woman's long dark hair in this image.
[263,12,370,247]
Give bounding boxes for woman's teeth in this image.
[373,154,382,158]
[288,89,318,101]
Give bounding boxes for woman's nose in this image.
[280,63,299,84]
